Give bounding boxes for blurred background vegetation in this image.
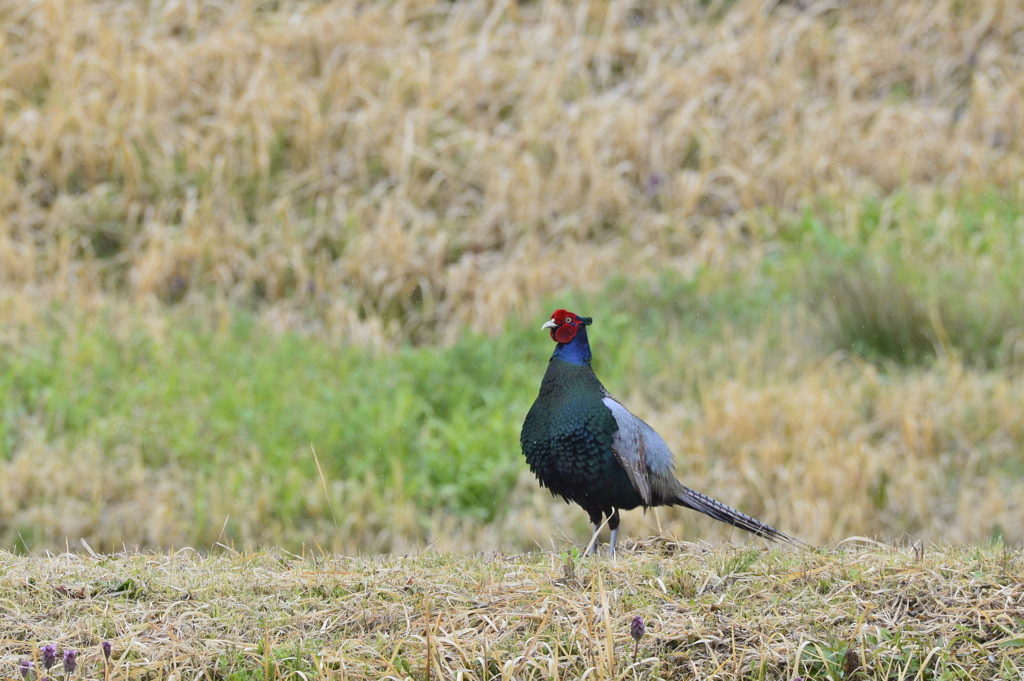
[1,0,1023,553]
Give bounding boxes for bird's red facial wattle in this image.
[542,309,591,343]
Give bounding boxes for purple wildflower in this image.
[644,173,664,199]
[62,650,77,675]
[41,645,57,671]
[102,641,112,660]
[630,615,645,642]
[19,659,34,679]
[630,615,646,663]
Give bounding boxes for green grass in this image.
[775,192,1024,366]
[0,264,796,542]
[3,193,1024,552]
[0,258,789,535]
[1,312,536,519]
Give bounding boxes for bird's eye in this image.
[565,317,572,323]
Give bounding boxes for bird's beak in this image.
[541,319,557,331]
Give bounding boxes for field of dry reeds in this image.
[3,0,1022,337]
[2,0,1024,555]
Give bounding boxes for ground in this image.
[3,541,1023,680]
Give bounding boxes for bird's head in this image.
[542,309,593,344]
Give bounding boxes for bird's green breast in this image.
[520,360,640,509]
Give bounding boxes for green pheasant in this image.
[520,309,799,554]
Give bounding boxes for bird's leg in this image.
[609,508,621,557]
[584,523,601,556]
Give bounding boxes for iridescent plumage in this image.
[520,309,799,554]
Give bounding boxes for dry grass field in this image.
[2,0,1023,338]
[2,542,1024,680]
[2,0,1024,557]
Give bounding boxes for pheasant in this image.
[520,309,799,554]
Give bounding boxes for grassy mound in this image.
[1,543,1022,680]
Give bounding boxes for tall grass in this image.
[4,241,1024,553]
[784,193,1024,366]
[2,0,1024,342]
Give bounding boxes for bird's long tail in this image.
[676,487,802,546]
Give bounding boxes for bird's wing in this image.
[602,398,803,545]
[602,397,677,506]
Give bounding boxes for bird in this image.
[520,309,799,554]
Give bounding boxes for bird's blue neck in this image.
[551,326,592,365]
